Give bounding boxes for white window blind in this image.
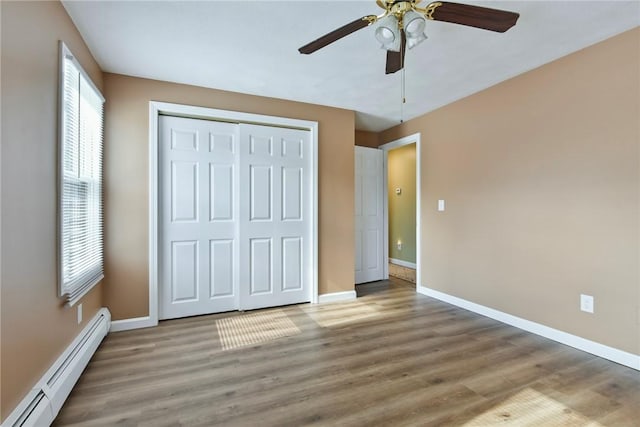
[59,42,105,306]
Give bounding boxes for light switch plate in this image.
[438,200,445,212]
[580,294,594,314]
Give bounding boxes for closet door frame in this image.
[142,101,318,330]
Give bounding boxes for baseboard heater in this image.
[2,308,111,427]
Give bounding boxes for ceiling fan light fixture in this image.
[406,31,427,49]
[403,11,425,35]
[374,15,401,51]
[403,10,428,49]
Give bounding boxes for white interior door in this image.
[159,116,240,319]
[355,146,384,284]
[239,124,312,310]
[159,116,312,319]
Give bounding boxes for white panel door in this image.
[239,124,312,310]
[159,116,240,319]
[355,146,384,284]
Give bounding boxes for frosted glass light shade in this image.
[374,15,401,52]
[403,10,428,49]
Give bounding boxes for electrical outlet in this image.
[77,303,83,324]
[397,240,402,251]
[580,294,594,314]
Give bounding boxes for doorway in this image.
[381,133,421,288]
[386,143,416,282]
[354,132,421,290]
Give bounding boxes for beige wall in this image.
[0,3,635,422]
[103,73,355,320]
[380,28,640,355]
[388,143,417,264]
[0,1,104,421]
[355,130,380,148]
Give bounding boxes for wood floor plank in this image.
[54,278,640,426]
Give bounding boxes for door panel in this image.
[171,128,198,151]
[282,237,303,291]
[209,239,234,297]
[239,124,312,310]
[250,135,272,156]
[282,167,302,220]
[355,146,384,284]
[160,116,239,319]
[210,164,233,221]
[171,161,198,222]
[210,132,234,154]
[250,238,273,294]
[250,165,272,221]
[365,229,381,269]
[171,240,199,301]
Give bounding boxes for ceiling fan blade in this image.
[429,1,519,33]
[385,30,406,74]
[299,16,376,54]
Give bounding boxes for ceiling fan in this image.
[298,1,520,74]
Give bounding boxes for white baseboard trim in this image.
[2,308,111,427]
[110,315,157,332]
[417,285,640,371]
[389,258,417,269]
[318,290,357,304]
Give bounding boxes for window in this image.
[58,42,105,305]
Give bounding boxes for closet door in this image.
[159,116,240,319]
[239,124,312,310]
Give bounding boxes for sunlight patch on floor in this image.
[303,301,380,328]
[464,388,603,426]
[215,309,300,350]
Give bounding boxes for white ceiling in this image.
[62,1,639,132]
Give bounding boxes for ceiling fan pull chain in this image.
[400,66,406,123]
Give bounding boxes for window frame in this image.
[58,41,105,306]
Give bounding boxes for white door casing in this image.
[239,124,312,310]
[159,115,313,319]
[355,146,384,284]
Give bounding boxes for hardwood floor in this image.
[54,278,640,426]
